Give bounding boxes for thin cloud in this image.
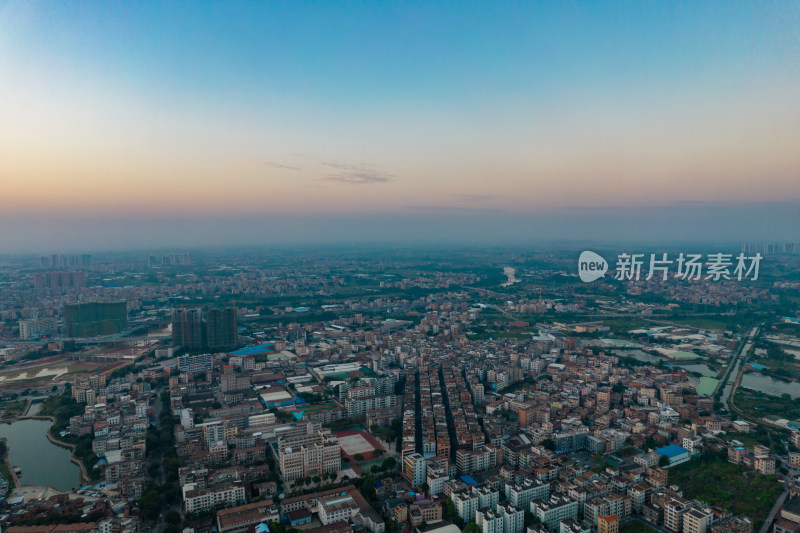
[321,171,393,185]
[322,161,371,171]
[252,160,301,171]
[319,160,394,185]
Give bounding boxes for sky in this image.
[1,2,799,252]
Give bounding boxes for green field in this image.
[730,433,773,451]
[668,317,732,331]
[735,388,800,421]
[669,451,782,530]
[696,377,719,395]
[0,400,27,421]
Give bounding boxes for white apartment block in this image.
[345,394,397,417]
[453,490,480,523]
[403,453,427,488]
[477,509,505,533]
[318,494,360,525]
[19,317,57,340]
[499,503,525,533]
[683,508,713,533]
[183,483,245,513]
[560,518,590,533]
[427,465,450,496]
[531,495,579,531]
[278,431,341,482]
[506,479,550,510]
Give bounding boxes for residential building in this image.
[409,501,442,527]
[318,494,360,525]
[216,501,280,533]
[173,308,204,349]
[404,453,427,488]
[65,301,127,337]
[531,495,579,531]
[506,479,550,511]
[182,482,246,513]
[598,515,619,533]
[19,317,57,340]
[207,307,238,348]
[560,519,589,533]
[684,508,713,533]
[277,431,341,482]
[664,499,689,533]
[178,353,213,374]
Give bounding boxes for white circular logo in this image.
[578,251,608,282]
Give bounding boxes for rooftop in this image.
[655,444,690,458]
[230,342,275,356]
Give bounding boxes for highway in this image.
[716,325,760,404]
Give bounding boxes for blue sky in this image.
[1,1,799,251]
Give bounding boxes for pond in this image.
[674,363,717,377]
[613,349,659,363]
[612,350,717,378]
[0,418,82,491]
[741,372,800,399]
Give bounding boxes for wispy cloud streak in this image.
[321,171,393,185]
[252,160,302,171]
[320,160,394,185]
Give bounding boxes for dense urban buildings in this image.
[0,247,799,533]
[3,1,800,533]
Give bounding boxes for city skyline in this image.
[1,2,799,251]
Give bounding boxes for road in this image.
[716,325,795,533]
[759,487,789,533]
[148,388,167,533]
[152,388,165,484]
[721,325,793,430]
[716,325,760,404]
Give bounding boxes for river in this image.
[741,373,800,399]
[0,366,69,383]
[674,363,717,377]
[612,350,717,376]
[501,266,519,287]
[0,418,82,491]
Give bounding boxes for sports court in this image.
[337,433,376,455]
[334,429,385,460]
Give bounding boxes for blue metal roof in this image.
[655,444,689,458]
[230,342,275,356]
